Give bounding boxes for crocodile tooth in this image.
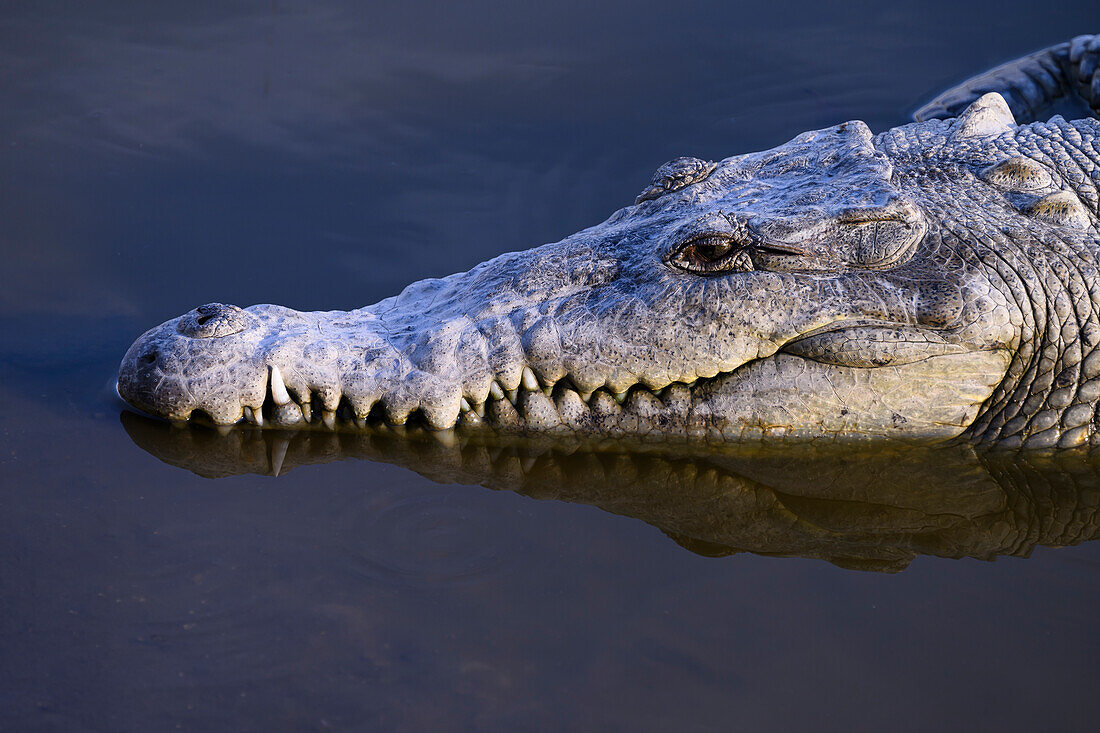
[299,400,312,422]
[322,410,336,429]
[243,406,263,426]
[460,397,472,413]
[504,387,518,404]
[269,365,291,405]
[474,401,485,418]
[579,390,594,403]
[612,390,628,404]
[521,366,540,391]
[489,381,505,400]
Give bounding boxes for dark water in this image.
[2,1,1099,730]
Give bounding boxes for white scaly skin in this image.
[119,36,1100,447]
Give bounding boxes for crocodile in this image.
[118,35,1100,448]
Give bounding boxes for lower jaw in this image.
[182,350,1009,444]
[478,350,1006,442]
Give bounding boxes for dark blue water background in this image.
[2,1,1099,730]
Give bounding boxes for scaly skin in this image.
[119,36,1100,448]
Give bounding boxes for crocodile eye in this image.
[668,235,750,274]
[687,236,732,262]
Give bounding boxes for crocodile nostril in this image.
[177,303,253,338]
[140,349,157,365]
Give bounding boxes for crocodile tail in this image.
[914,34,1099,123]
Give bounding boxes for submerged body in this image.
[119,36,1100,448]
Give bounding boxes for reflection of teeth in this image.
[270,437,289,476]
[432,430,457,448]
[269,366,291,405]
[521,367,540,391]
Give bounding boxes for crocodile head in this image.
[125,94,1096,444]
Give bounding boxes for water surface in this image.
[2,2,1099,730]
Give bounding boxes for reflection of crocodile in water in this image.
[120,36,1100,447]
[122,414,1100,573]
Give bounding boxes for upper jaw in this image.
[117,297,946,435]
[116,280,770,431]
[116,271,949,433]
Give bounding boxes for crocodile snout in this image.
[118,304,275,424]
